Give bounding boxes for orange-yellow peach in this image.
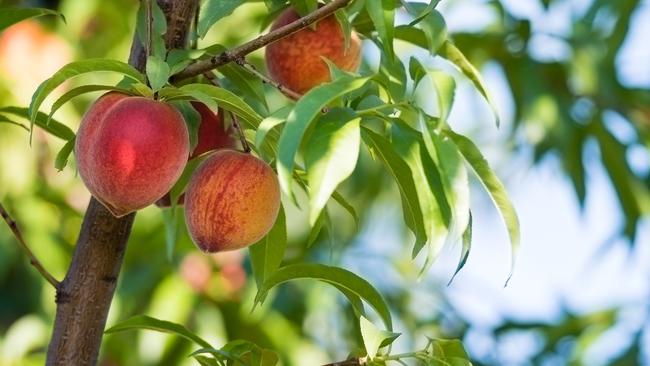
[265,7,362,95]
[156,102,236,207]
[184,150,281,252]
[75,94,190,217]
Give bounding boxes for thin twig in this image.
[0,202,60,288]
[236,58,302,100]
[229,112,251,153]
[173,0,352,81]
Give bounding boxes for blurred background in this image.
[1,0,649,365]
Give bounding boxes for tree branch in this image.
[172,0,352,81]
[45,1,199,365]
[236,59,302,100]
[0,202,60,288]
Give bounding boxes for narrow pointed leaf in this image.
[439,41,500,127]
[249,206,287,287]
[445,129,519,284]
[305,109,361,225]
[362,127,428,251]
[105,315,212,349]
[255,263,393,330]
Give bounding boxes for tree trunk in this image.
[45,1,198,365]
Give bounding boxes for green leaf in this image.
[420,123,469,250]
[255,263,393,330]
[429,338,471,360]
[0,107,74,140]
[28,59,145,138]
[305,108,361,225]
[170,100,201,151]
[198,0,246,38]
[375,52,407,101]
[249,206,287,287]
[362,127,428,252]
[391,120,447,264]
[161,207,181,262]
[105,315,212,349]
[439,41,500,127]
[47,85,134,125]
[445,129,519,285]
[136,1,167,58]
[359,316,400,359]
[331,190,360,230]
[146,55,171,92]
[277,75,370,196]
[54,137,75,171]
[417,8,447,54]
[168,84,263,129]
[0,7,65,32]
[193,355,220,366]
[430,71,456,125]
[404,1,442,26]
[168,154,211,211]
[255,106,291,148]
[449,211,472,285]
[365,0,395,57]
[0,116,28,132]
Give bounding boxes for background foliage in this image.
[0,0,648,365]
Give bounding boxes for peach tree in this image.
[0,1,519,365]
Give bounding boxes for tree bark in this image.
[45,1,198,365]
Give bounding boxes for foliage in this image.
[0,0,648,365]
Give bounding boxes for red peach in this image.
[75,95,190,217]
[265,7,362,95]
[184,150,281,252]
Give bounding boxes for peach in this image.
[184,150,281,252]
[155,102,236,207]
[75,94,190,217]
[265,7,362,95]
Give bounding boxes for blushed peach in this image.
[184,150,280,252]
[75,95,189,217]
[265,7,362,95]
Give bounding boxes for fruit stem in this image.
[235,58,302,101]
[230,112,251,153]
[0,202,60,288]
[172,0,353,81]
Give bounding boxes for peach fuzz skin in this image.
[265,7,362,95]
[155,102,236,208]
[184,150,281,253]
[75,93,190,217]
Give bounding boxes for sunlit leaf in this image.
[359,316,400,359]
[28,59,145,139]
[362,127,428,252]
[277,75,369,196]
[249,206,287,287]
[445,129,519,285]
[105,315,212,349]
[439,41,500,127]
[198,0,246,38]
[305,108,361,225]
[255,263,393,330]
